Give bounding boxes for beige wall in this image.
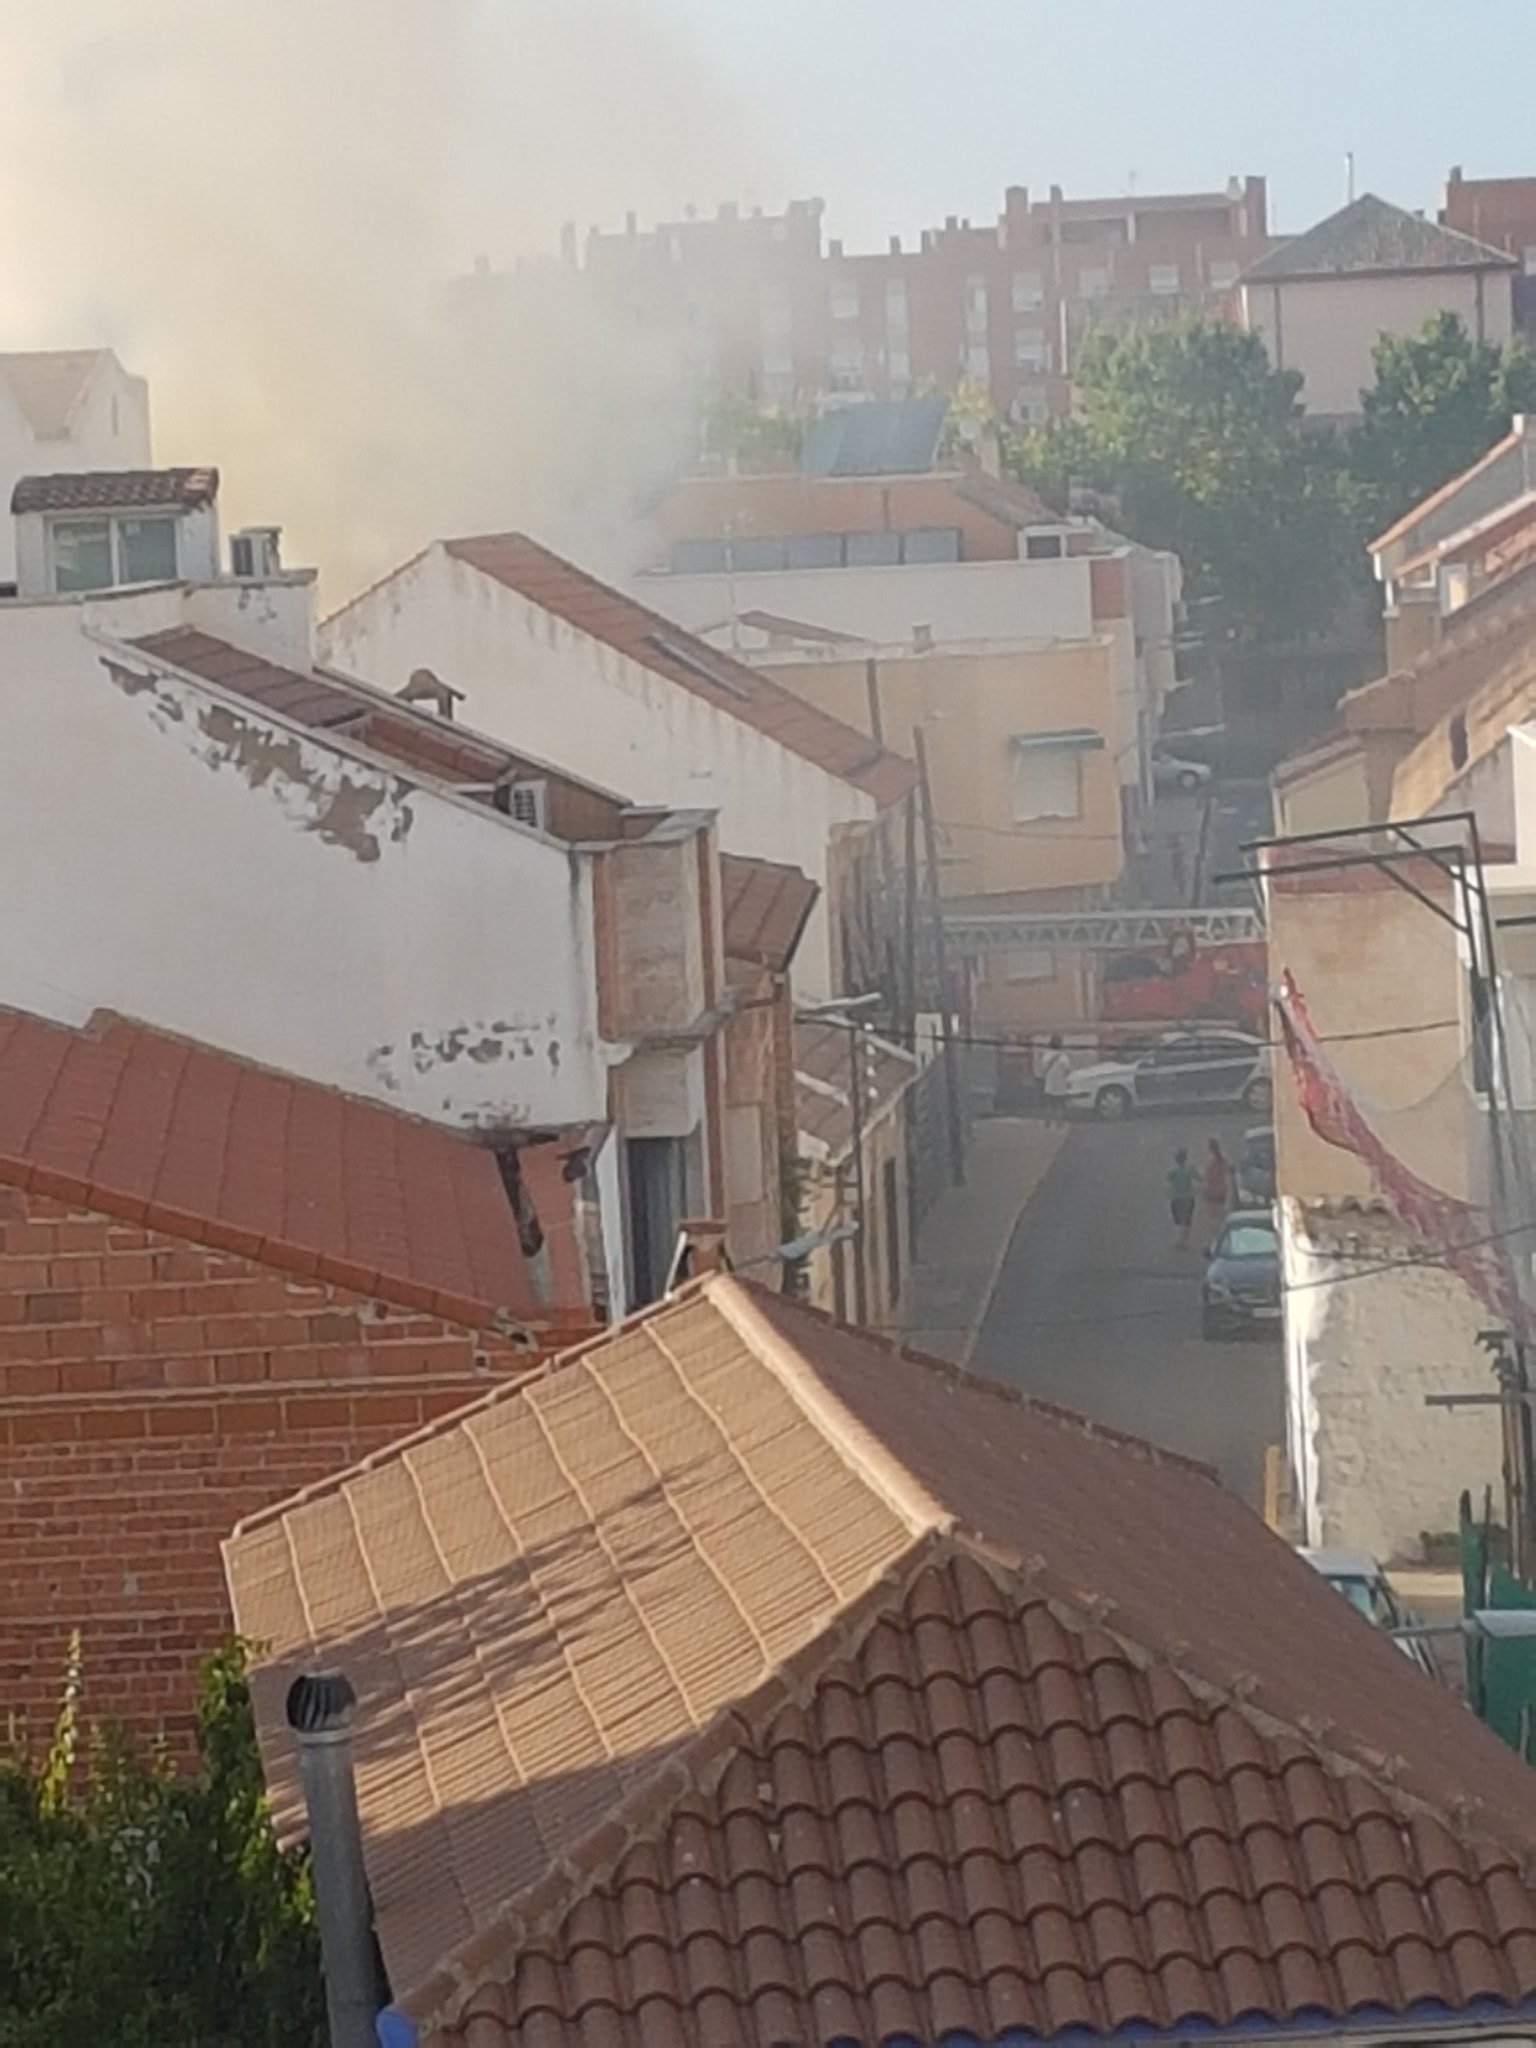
[1267,873,1480,1204]
[799,1104,912,1332]
[1243,269,1513,416]
[762,642,1124,901]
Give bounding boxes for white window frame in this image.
[47,511,180,594]
[1012,741,1086,822]
[1149,263,1180,296]
[1012,270,1044,313]
[830,275,860,321]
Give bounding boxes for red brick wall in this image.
[0,1186,537,1746]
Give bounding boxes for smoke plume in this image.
[0,0,785,599]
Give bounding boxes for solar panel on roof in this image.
[800,398,949,478]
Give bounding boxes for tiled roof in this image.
[447,1545,1536,2048]
[132,628,597,801]
[225,1279,1536,2040]
[0,348,112,438]
[720,852,820,972]
[442,535,917,809]
[9,466,218,515]
[1242,194,1515,283]
[0,1005,575,1329]
[795,1019,918,1161]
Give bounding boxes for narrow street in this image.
[972,1109,1283,1508]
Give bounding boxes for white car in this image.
[1152,750,1213,794]
[1064,1029,1273,1120]
[1300,1547,1437,1678]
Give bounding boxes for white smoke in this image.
[0,0,786,599]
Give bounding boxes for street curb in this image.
[957,1124,1069,1369]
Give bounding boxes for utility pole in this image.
[847,1021,869,1324]
[913,723,965,1187]
[901,790,919,1050]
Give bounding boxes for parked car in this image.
[1300,1547,1438,1678]
[1063,1029,1273,1120]
[1152,748,1213,794]
[1236,1124,1275,1204]
[1200,1208,1280,1338]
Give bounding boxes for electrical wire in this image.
[800,1008,1466,1052]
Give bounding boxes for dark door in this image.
[626,1137,687,1307]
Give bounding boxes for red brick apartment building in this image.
[1443,166,1536,338]
[0,1005,595,1744]
[573,178,1270,422]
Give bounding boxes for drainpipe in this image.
[286,1670,378,2048]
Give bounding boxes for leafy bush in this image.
[0,1638,323,2048]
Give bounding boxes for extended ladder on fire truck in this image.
[942,905,1264,951]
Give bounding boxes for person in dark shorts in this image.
[1167,1146,1198,1250]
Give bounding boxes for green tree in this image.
[1010,318,1349,643]
[0,1640,323,2048]
[698,389,808,469]
[1351,310,1536,537]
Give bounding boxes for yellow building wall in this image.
[762,643,1125,901]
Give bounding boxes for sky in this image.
[645,0,1536,246]
[3,0,1536,598]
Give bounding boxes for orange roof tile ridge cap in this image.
[396,1528,948,2032]
[228,1284,715,1537]
[704,1275,954,1539]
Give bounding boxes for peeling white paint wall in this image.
[0,600,606,1130]
[1282,1203,1503,1559]
[321,544,878,998]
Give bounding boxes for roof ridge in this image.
[395,1528,948,2028]
[705,1276,954,1538]
[398,1529,1535,2035]
[226,1279,721,1538]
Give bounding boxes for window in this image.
[118,517,178,583]
[1077,266,1110,299]
[882,1155,902,1308]
[1012,745,1083,821]
[49,511,181,593]
[830,274,860,321]
[1010,386,1049,426]
[731,535,790,573]
[885,279,908,332]
[964,275,989,335]
[1013,326,1050,371]
[1012,269,1044,312]
[887,347,911,393]
[1522,247,1536,279]
[965,344,991,381]
[1005,948,1057,983]
[830,332,865,389]
[671,538,728,574]
[1209,259,1240,290]
[1149,263,1180,296]
[1024,530,1065,560]
[51,520,113,593]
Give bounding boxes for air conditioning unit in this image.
[229,526,283,578]
[493,779,547,832]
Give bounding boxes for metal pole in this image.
[286,1672,377,2048]
[848,1023,869,1324]
[901,790,919,1051]
[914,724,966,1187]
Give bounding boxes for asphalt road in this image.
[972,1108,1283,1509]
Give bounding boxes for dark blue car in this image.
[1201,1208,1280,1339]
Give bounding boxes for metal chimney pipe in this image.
[286,1670,378,2048]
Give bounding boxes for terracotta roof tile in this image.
[442,534,916,809]
[227,1279,1536,2042]
[0,1005,580,1327]
[719,852,819,973]
[10,466,217,514]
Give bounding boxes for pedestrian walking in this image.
[1040,1033,1072,1122]
[1202,1136,1231,1215]
[1167,1146,1198,1251]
